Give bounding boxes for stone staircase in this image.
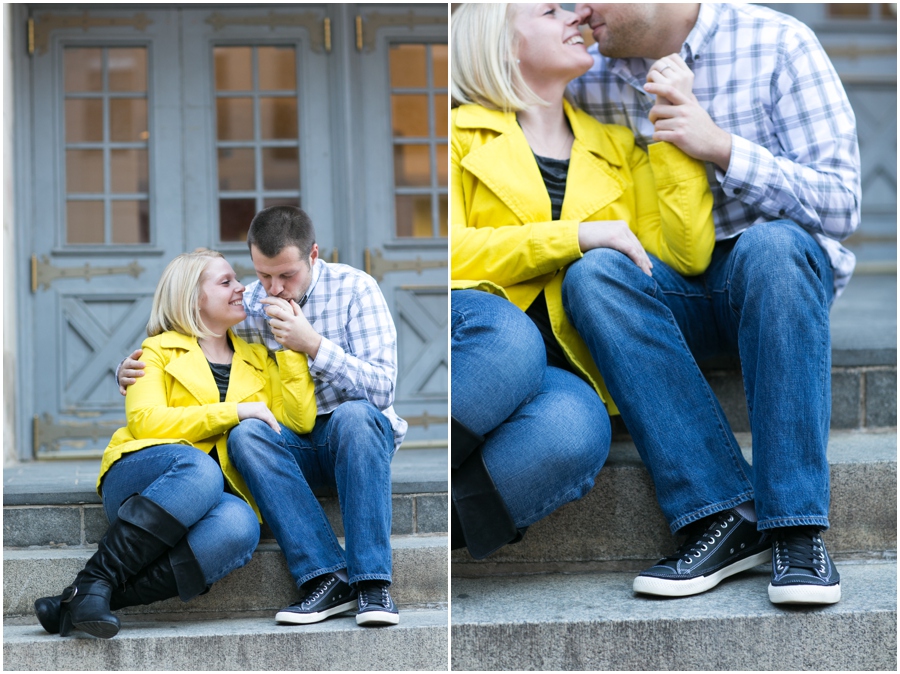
[3,448,449,671]
[451,273,897,670]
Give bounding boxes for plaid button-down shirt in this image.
[570,2,861,298]
[233,259,408,447]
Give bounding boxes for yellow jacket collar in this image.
[159,330,267,404]
[454,100,625,168]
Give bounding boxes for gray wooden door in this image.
[355,4,449,444]
[23,8,186,459]
[16,4,448,459]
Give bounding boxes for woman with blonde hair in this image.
[450,3,714,558]
[34,249,316,639]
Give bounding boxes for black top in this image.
[524,153,576,374]
[207,361,231,403]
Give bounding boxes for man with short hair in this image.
[119,205,406,625]
[564,3,860,604]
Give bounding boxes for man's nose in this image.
[574,4,592,23]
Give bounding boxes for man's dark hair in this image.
[247,206,316,259]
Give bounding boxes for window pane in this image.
[263,197,300,209]
[66,150,104,193]
[219,198,257,242]
[217,98,254,141]
[262,146,299,190]
[438,193,447,237]
[391,95,430,137]
[395,194,433,237]
[258,47,296,90]
[112,200,150,244]
[394,145,431,187]
[218,147,256,191]
[390,44,427,88]
[67,201,105,244]
[435,95,448,137]
[110,149,148,194]
[828,4,872,18]
[108,48,147,92]
[110,98,148,142]
[215,47,253,91]
[65,99,103,142]
[64,48,102,92]
[436,143,448,185]
[260,98,298,140]
[432,44,448,88]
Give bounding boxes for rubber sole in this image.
[633,549,772,597]
[73,619,120,639]
[356,609,400,626]
[275,599,357,625]
[768,581,841,604]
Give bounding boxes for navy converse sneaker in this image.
[634,509,771,597]
[768,527,841,604]
[276,573,357,625]
[355,580,399,626]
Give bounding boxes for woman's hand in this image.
[578,221,653,276]
[645,54,694,107]
[237,402,281,433]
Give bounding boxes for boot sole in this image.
[768,581,841,604]
[633,549,772,597]
[73,619,120,639]
[356,609,400,626]
[275,599,357,625]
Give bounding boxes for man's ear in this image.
[309,243,319,266]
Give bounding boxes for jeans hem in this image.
[757,516,830,531]
[296,563,347,588]
[669,493,755,534]
[350,573,392,586]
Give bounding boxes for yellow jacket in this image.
[98,330,317,520]
[451,102,715,414]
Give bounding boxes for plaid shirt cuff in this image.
[309,337,348,389]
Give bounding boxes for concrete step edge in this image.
[450,561,896,671]
[4,535,449,618]
[4,607,449,671]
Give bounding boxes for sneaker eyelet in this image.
[685,558,693,564]
[715,530,722,537]
[700,545,708,551]
[727,515,734,522]
[730,548,735,554]
[693,551,702,558]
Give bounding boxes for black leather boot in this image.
[35,537,208,635]
[36,494,186,639]
[451,417,519,559]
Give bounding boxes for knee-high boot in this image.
[44,494,186,639]
[35,537,208,636]
[451,417,519,560]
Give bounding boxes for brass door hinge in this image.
[355,15,363,51]
[324,17,331,53]
[27,17,34,55]
[364,248,447,283]
[31,254,145,293]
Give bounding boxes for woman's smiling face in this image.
[512,3,593,86]
[198,257,246,333]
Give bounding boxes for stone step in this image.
[3,448,448,546]
[452,430,896,574]
[450,561,896,671]
[4,534,446,619]
[699,274,896,433]
[4,606,448,671]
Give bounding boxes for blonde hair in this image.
[451,3,546,112]
[147,248,225,339]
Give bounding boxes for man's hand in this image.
[118,349,145,396]
[645,67,732,171]
[261,296,322,358]
[578,220,653,276]
[237,402,281,433]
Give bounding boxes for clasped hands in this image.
[643,53,732,170]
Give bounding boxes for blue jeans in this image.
[451,289,610,528]
[562,221,833,533]
[101,444,260,586]
[227,401,395,588]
